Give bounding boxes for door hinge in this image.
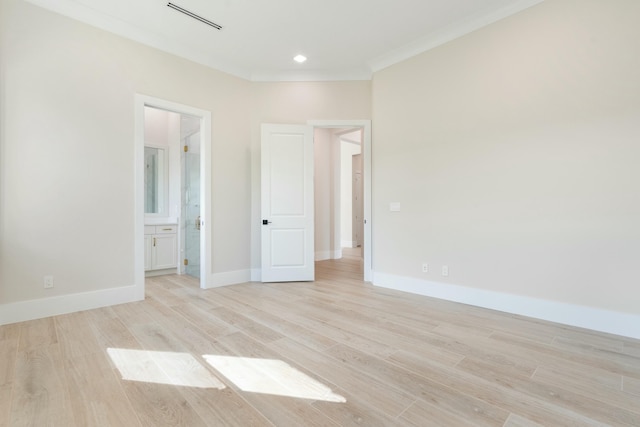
[184,145,189,152]
[183,259,189,266]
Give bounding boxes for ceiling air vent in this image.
[167,2,223,30]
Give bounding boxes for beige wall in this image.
[341,140,362,247]
[0,0,251,305]
[313,128,334,260]
[372,0,640,314]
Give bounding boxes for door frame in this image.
[308,120,372,282]
[134,94,212,295]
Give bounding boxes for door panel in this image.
[183,132,201,278]
[154,234,177,269]
[261,124,314,282]
[270,136,306,215]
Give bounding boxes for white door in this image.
[261,124,314,282]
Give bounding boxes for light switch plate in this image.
[390,202,401,212]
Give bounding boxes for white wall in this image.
[371,0,640,333]
[144,107,171,148]
[0,0,251,320]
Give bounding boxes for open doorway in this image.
[313,128,362,260]
[134,95,212,295]
[339,129,364,251]
[310,120,372,282]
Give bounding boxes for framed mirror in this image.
[144,145,168,215]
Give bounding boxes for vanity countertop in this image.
[145,217,178,226]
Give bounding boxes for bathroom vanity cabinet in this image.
[144,224,177,272]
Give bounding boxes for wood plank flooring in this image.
[1,251,639,426]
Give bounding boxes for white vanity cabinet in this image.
[145,225,177,272]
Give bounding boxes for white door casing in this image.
[261,124,315,282]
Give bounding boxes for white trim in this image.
[25,0,542,82]
[372,272,640,340]
[315,251,331,262]
[205,270,251,289]
[250,69,371,83]
[308,120,372,282]
[368,0,544,72]
[251,269,262,282]
[24,0,252,80]
[134,97,147,301]
[201,111,213,290]
[341,240,356,248]
[0,285,139,326]
[144,268,178,277]
[135,94,212,292]
[314,249,343,261]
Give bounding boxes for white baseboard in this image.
[0,268,255,325]
[145,268,178,277]
[372,272,640,340]
[205,269,251,289]
[251,268,261,282]
[0,284,141,326]
[315,250,343,261]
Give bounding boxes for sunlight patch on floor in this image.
[108,348,225,389]
[203,354,346,403]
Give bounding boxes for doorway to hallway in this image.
[310,120,371,282]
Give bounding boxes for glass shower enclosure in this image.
[181,128,201,278]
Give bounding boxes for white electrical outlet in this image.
[422,263,428,273]
[44,275,54,289]
[441,265,449,277]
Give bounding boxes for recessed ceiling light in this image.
[293,55,307,63]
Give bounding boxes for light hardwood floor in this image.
[2,253,639,426]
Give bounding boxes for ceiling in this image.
[26,0,543,81]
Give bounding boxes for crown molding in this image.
[24,0,253,80]
[368,0,544,73]
[24,0,543,82]
[249,68,372,83]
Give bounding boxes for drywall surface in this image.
[372,0,640,315]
